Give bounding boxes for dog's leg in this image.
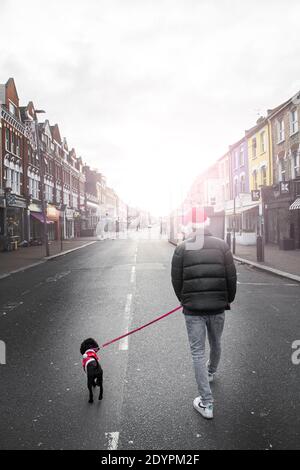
[87,378,94,403]
[98,372,103,400]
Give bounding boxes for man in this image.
[171,208,237,420]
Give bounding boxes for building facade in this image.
[0,78,28,251]
[264,94,300,247]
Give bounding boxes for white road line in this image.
[119,330,129,351]
[237,281,298,286]
[130,266,136,283]
[124,293,132,320]
[105,432,119,450]
[119,294,133,351]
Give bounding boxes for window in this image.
[261,166,267,186]
[290,109,298,135]
[11,133,15,154]
[45,184,53,202]
[5,129,10,150]
[56,189,61,203]
[291,151,300,178]
[260,131,266,153]
[253,170,258,190]
[279,159,286,182]
[234,176,238,197]
[239,145,244,166]
[234,151,238,169]
[240,174,246,193]
[277,118,285,142]
[16,137,20,157]
[5,167,21,194]
[9,101,17,116]
[252,138,257,158]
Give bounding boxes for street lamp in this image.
[35,109,49,257]
[60,203,67,252]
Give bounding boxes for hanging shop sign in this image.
[251,190,260,202]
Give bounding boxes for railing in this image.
[0,106,26,135]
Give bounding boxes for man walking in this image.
[171,208,237,419]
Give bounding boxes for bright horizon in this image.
[1,0,300,216]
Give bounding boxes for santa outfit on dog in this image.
[82,349,100,372]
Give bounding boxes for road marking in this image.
[237,281,298,286]
[271,304,280,312]
[105,432,119,450]
[130,266,136,283]
[21,290,31,296]
[46,271,71,283]
[119,294,132,351]
[119,329,129,351]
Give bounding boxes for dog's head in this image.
[80,338,100,355]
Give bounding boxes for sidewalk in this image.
[0,238,98,279]
[235,243,300,278]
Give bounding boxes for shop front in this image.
[47,205,60,240]
[5,194,27,249]
[29,202,43,242]
[0,192,6,251]
[263,181,300,249]
[65,208,75,239]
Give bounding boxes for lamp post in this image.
[232,196,236,255]
[60,203,67,252]
[35,109,49,257]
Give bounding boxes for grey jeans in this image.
[184,312,225,405]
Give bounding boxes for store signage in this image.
[251,190,260,201]
[280,181,290,194]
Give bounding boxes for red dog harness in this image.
[82,349,100,372]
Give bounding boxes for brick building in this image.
[0,78,28,250]
[264,93,300,248]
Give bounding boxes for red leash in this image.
[101,305,182,349]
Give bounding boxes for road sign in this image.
[251,190,260,201]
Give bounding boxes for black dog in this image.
[80,338,103,403]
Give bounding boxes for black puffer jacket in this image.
[171,229,237,315]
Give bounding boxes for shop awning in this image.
[31,212,54,224]
[225,203,259,216]
[289,198,300,211]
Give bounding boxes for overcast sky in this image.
[1,0,300,215]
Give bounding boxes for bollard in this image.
[226,232,231,249]
[256,235,264,262]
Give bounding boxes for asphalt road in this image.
[0,230,299,450]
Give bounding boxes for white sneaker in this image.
[193,397,214,419]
